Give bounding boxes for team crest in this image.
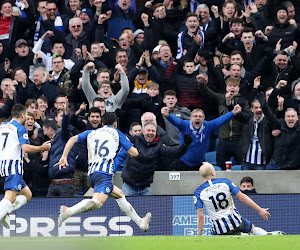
[106,187,110,193]
[23,134,29,140]
[18,184,22,190]
[193,196,197,204]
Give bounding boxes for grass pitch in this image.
[0,235,299,250]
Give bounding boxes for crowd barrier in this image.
[0,194,299,237]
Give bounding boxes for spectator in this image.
[33,0,63,54]
[43,99,76,197]
[121,122,192,195]
[161,104,242,170]
[49,54,73,101]
[11,39,34,76]
[92,97,106,116]
[198,76,251,170]
[160,90,191,146]
[0,0,34,58]
[258,93,300,170]
[23,112,48,196]
[32,67,60,108]
[82,62,129,111]
[239,98,273,170]
[12,67,36,105]
[32,31,75,71]
[0,78,15,118]
[103,0,136,44]
[141,112,169,146]
[240,176,258,195]
[129,122,142,137]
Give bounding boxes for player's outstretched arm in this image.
[21,141,51,154]
[197,208,204,236]
[127,146,139,157]
[236,191,270,220]
[55,135,78,170]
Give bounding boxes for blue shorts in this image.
[88,172,114,195]
[4,174,27,192]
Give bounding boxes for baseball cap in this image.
[15,39,28,48]
[138,66,148,73]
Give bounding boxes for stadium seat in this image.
[214,166,222,171]
[232,165,241,171]
[205,151,217,165]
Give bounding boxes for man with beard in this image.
[239,99,273,170]
[161,104,242,171]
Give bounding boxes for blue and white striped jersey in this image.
[194,178,242,235]
[77,126,132,176]
[0,120,29,177]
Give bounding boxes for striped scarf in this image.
[176,29,204,59]
[34,14,63,45]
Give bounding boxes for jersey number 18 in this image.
[209,192,229,212]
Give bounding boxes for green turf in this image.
[0,235,299,250]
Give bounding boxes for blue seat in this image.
[205,151,217,165]
[214,166,222,171]
[232,165,241,171]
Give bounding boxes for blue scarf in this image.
[176,29,204,59]
[189,121,205,143]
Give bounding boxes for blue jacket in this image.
[103,0,136,43]
[48,114,76,179]
[166,112,234,166]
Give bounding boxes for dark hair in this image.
[11,67,25,80]
[230,50,243,57]
[88,107,101,117]
[43,119,58,131]
[11,104,27,118]
[115,48,127,57]
[164,90,177,97]
[130,122,141,131]
[92,97,105,106]
[102,112,117,126]
[55,95,65,103]
[1,1,13,9]
[241,27,255,36]
[240,176,254,186]
[183,59,195,65]
[230,17,244,26]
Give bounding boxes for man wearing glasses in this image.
[161,105,242,171]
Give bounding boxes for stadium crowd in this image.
[0,0,299,196]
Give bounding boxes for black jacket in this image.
[262,105,300,169]
[121,134,190,188]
